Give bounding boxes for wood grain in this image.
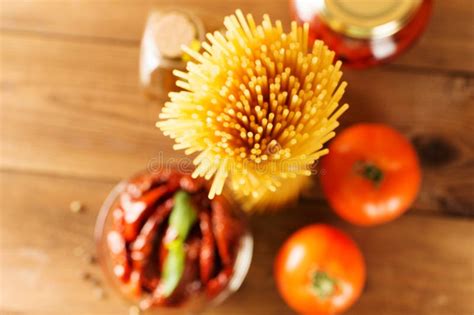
[1,0,473,72]
[1,171,473,315]
[1,2,474,314]
[2,33,473,215]
[0,32,177,182]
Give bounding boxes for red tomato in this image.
[274,224,366,315]
[321,123,421,226]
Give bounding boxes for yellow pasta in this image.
[157,10,348,211]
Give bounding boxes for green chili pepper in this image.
[160,191,197,297]
[168,191,197,240]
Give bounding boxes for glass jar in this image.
[140,9,205,100]
[289,0,433,68]
[95,169,253,314]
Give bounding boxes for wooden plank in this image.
[2,33,473,215]
[1,0,473,72]
[0,0,288,42]
[1,171,473,315]
[0,32,178,182]
[392,0,474,73]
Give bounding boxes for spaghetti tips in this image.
[157,10,349,211]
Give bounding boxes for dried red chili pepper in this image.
[124,270,142,298]
[121,180,179,242]
[211,196,241,266]
[206,266,233,298]
[199,211,215,284]
[130,199,174,270]
[179,174,204,193]
[126,169,175,198]
[107,230,130,282]
[111,206,124,233]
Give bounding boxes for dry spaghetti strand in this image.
[157,10,349,211]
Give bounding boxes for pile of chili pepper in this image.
[106,170,244,308]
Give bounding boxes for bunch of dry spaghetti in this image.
[157,10,348,211]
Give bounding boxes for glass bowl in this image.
[95,169,253,314]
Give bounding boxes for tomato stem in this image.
[355,161,384,187]
[311,271,336,300]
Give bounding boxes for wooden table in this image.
[1,1,473,314]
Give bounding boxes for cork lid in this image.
[149,11,200,59]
